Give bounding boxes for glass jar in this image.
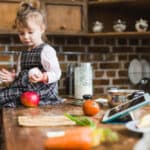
[74,63,93,99]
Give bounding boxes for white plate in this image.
[126,120,150,133]
[128,59,143,85]
[140,59,150,78]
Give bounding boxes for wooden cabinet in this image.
[43,0,87,34]
[0,1,19,33]
[0,0,87,34]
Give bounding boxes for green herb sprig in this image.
[64,113,96,128]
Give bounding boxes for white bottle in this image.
[74,63,93,99]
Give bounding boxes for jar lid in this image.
[83,94,92,100]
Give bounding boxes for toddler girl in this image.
[0,1,62,107]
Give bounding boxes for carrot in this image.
[44,127,99,150]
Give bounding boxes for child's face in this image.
[17,18,45,48]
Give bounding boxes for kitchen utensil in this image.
[140,59,150,78]
[126,120,150,133]
[113,19,126,32]
[135,18,148,32]
[66,63,76,97]
[92,21,104,32]
[107,88,138,107]
[128,59,143,85]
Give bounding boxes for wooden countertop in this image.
[2,102,144,150]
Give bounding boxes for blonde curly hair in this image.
[14,0,46,30]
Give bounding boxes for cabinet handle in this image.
[60,25,66,30]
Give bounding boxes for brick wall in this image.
[0,34,150,95]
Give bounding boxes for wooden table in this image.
[2,102,144,150]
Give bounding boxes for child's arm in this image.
[28,45,61,84]
[41,45,61,84]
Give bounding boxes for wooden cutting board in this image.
[18,115,76,127]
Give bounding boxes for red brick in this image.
[81,37,92,45]
[0,46,5,51]
[95,71,104,78]
[94,38,105,45]
[100,62,120,69]
[92,63,99,70]
[118,55,128,61]
[124,62,130,69]
[53,37,65,45]
[94,88,104,94]
[80,53,103,62]
[118,70,128,77]
[93,79,109,85]
[60,63,68,71]
[63,46,85,52]
[66,37,80,44]
[0,36,11,44]
[141,55,150,62]
[11,35,21,44]
[80,54,92,62]
[113,47,133,53]
[105,54,116,61]
[141,38,150,45]
[128,55,138,61]
[87,46,110,53]
[129,39,139,45]
[67,55,78,61]
[136,47,150,53]
[118,38,127,45]
[58,54,65,61]
[0,55,11,61]
[106,71,116,77]
[9,46,27,51]
[113,79,129,85]
[119,86,129,89]
[105,38,116,45]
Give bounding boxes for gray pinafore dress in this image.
[0,43,62,107]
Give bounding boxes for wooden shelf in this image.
[88,0,136,5]
[1,30,150,38]
[46,31,150,37]
[44,0,85,5]
[86,31,150,37]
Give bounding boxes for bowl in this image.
[107,88,138,107]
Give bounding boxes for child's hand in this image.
[0,68,16,83]
[28,68,43,83]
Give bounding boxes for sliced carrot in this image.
[44,127,95,150]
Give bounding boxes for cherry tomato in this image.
[82,100,100,116]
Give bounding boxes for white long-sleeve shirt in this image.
[17,45,61,84]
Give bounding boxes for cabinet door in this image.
[46,4,82,33]
[0,2,19,32]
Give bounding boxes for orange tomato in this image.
[82,100,100,116]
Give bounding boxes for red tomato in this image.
[82,100,100,116]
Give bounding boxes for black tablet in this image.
[102,93,150,123]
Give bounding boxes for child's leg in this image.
[39,82,63,105]
[0,87,22,107]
